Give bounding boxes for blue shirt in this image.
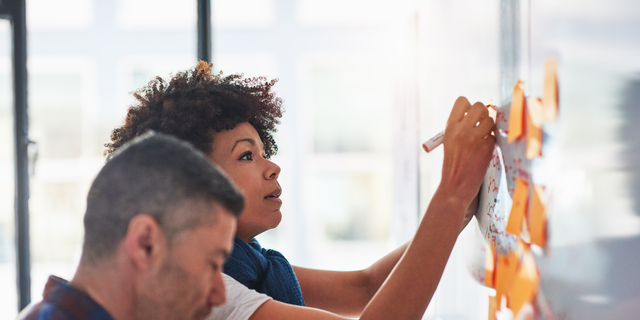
[17,276,114,320]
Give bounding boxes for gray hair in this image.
[81,132,244,263]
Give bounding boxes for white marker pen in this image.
[422,130,444,153]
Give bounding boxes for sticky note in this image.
[519,213,531,244]
[542,59,559,121]
[494,251,519,305]
[485,243,496,288]
[529,185,547,248]
[489,295,498,320]
[507,248,540,317]
[508,80,525,143]
[506,177,529,236]
[525,98,543,159]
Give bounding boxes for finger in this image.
[475,115,495,137]
[448,96,472,124]
[483,133,497,149]
[462,102,489,127]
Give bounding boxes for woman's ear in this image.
[123,214,167,271]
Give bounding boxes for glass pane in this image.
[27,0,94,31]
[116,0,195,30]
[296,0,405,27]
[28,62,89,298]
[213,0,275,29]
[0,19,17,320]
[309,61,392,153]
[530,0,640,318]
[304,60,393,250]
[227,0,411,271]
[316,171,391,241]
[417,0,500,318]
[27,0,195,304]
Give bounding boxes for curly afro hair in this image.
[105,61,283,159]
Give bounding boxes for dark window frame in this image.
[0,0,30,311]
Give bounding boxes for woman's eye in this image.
[239,151,253,161]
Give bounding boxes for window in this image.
[417,0,500,318]
[24,0,195,307]
[211,0,420,272]
[299,56,394,270]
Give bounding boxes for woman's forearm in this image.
[359,188,467,320]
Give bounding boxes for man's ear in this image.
[123,214,167,271]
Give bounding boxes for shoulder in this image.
[17,301,72,320]
[206,274,272,320]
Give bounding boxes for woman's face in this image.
[208,122,282,242]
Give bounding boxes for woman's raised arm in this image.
[250,97,496,320]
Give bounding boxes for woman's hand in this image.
[440,97,496,213]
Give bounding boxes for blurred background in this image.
[1,0,640,319]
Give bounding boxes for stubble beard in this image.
[135,256,209,320]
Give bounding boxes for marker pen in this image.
[422,130,444,153]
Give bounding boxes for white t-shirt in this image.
[207,274,272,320]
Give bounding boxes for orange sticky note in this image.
[529,185,547,248]
[494,251,519,306]
[506,178,529,236]
[507,248,540,317]
[542,59,559,121]
[508,80,526,143]
[526,98,544,159]
[489,295,499,320]
[485,243,496,288]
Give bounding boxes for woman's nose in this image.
[265,160,280,180]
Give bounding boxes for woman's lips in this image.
[266,196,282,204]
[265,188,282,204]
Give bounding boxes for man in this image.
[17,133,245,320]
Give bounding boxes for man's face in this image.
[138,203,236,320]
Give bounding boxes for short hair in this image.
[82,132,244,263]
[104,61,283,158]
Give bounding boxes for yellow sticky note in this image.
[508,80,526,143]
[507,248,540,317]
[529,185,547,248]
[506,178,529,236]
[494,251,518,306]
[526,98,543,159]
[485,243,496,288]
[542,59,559,122]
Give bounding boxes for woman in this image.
[106,61,476,317]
